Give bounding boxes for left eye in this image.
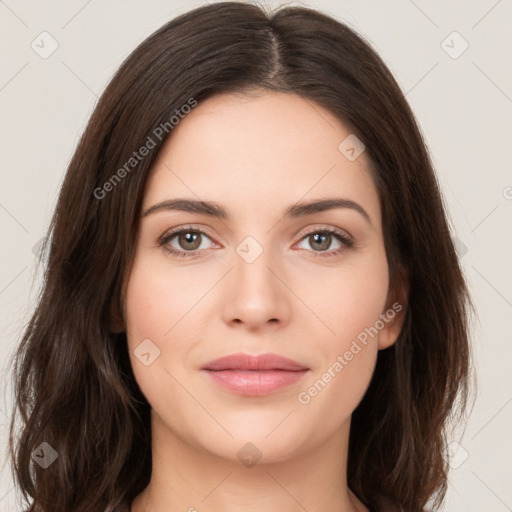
[296,230,345,252]
[294,228,354,257]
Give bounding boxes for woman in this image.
[8,2,473,511]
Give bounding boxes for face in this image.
[122,91,403,464]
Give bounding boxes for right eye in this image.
[159,226,218,258]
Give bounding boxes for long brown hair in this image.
[8,2,474,511]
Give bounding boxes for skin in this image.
[123,90,405,512]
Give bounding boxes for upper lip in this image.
[201,353,309,371]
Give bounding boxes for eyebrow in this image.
[142,197,372,226]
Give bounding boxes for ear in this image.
[109,295,125,333]
[378,268,409,350]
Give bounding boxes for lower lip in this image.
[202,369,309,396]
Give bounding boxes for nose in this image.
[221,242,291,331]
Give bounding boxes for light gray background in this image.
[1,1,511,510]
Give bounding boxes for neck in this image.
[131,410,368,512]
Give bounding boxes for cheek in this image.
[124,255,210,343]
[123,256,199,396]
[123,253,226,401]
[292,251,388,421]
[297,250,390,347]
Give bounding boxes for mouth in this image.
[201,352,309,396]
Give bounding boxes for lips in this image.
[201,352,309,371]
[201,353,309,396]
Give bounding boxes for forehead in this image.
[143,91,380,228]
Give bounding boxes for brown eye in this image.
[175,231,203,251]
[307,232,334,251]
[295,227,354,258]
[160,227,215,258]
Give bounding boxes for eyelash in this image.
[158,225,355,259]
